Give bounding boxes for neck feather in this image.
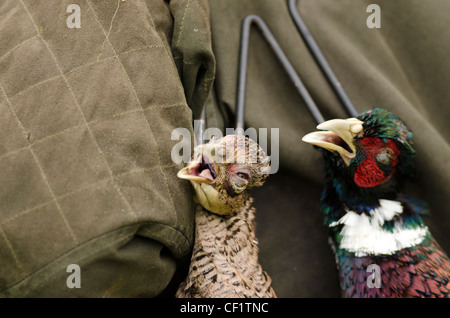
[328,199,429,257]
[179,199,274,297]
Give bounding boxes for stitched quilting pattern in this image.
[0,0,203,290]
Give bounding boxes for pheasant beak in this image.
[177,144,232,215]
[177,160,217,184]
[177,144,219,184]
[302,118,364,166]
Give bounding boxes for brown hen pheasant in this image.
[175,134,276,298]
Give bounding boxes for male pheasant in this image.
[175,134,276,298]
[302,108,450,297]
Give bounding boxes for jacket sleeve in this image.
[0,0,216,297]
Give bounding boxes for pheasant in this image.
[175,134,276,298]
[302,108,450,297]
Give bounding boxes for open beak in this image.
[177,153,218,184]
[302,118,364,165]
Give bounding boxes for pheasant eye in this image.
[375,148,394,165]
[237,172,250,180]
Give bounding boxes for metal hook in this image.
[236,14,325,126]
[288,0,358,118]
[196,0,359,144]
[195,106,207,146]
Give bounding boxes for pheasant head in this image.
[177,134,270,215]
[302,108,416,210]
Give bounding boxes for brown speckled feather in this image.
[176,198,276,298]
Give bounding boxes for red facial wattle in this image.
[354,137,400,188]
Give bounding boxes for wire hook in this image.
[196,0,359,144]
[236,14,325,126]
[288,0,358,118]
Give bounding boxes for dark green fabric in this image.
[0,0,215,297]
[207,0,450,296]
[170,0,216,121]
